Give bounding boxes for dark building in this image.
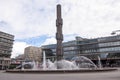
[0,31,14,69]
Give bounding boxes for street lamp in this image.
[111,30,120,35]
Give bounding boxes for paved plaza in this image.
[0,68,120,80]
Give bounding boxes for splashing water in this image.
[46,59,78,70]
[98,56,102,69]
[42,51,47,70]
[71,56,97,69]
[21,52,98,70]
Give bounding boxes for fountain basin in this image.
[6,68,117,74]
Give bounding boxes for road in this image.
[0,68,120,80]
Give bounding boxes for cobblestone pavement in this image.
[0,68,120,80]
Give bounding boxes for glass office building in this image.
[42,40,78,60]
[0,31,14,69]
[62,40,78,60]
[42,35,120,67]
[77,35,120,67]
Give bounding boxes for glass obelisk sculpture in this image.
[56,4,63,61]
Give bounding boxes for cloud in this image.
[0,0,57,39]
[0,0,120,39]
[62,0,120,37]
[41,34,78,46]
[1,0,120,57]
[11,41,31,58]
[41,37,56,46]
[1,0,120,40]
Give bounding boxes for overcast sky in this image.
[0,0,120,58]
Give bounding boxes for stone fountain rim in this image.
[6,68,118,74]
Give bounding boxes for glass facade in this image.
[42,35,120,64]
[78,39,99,55]
[99,47,120,52]
[76,35,120,61]
[97,36,120,55]
[42,40,78,60]
[42,44,57,55]
[98,41,120,47]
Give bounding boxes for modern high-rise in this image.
[0,31,14,69]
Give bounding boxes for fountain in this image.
[39,50,97,70]
[43,55,97,70]
[98,56,102,69]
[32,61,39,70]
[42,51,47,70]
[6,51,117,73]
[6,4,117,73]
[71,56,97,69]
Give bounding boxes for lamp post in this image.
[111,30,120,35]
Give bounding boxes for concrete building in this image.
[24,46,42,62]
[0,31,14,69]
